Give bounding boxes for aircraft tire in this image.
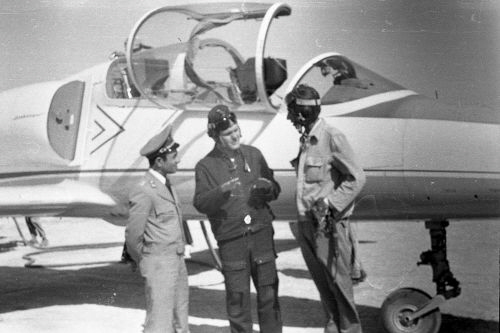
[381,287,441,333]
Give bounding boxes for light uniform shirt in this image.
[296,118,366,220]
[125,169,185,263]
[149,168,166,185]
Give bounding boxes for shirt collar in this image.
[148,169,166,185]
[308,118,324,138]
[301,118,324,147]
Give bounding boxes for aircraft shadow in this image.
[0,247,497,332]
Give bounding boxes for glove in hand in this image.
[311,197,329,223]
[249,178,274,205]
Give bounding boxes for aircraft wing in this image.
[0,180,121,219]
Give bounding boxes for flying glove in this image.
[248,178,275,206]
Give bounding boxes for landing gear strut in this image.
[200,220,222,271]
[381,220,461,333]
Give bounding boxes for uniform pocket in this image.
[222,260,248,292]
[304,156,331,183]
[154,206,177,219]
[150,204,182,244]
[254,252,277,287]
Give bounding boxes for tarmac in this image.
[0,217,498,333]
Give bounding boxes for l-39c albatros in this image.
[0,3,498,333]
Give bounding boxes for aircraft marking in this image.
[324,92,500,124]
[90,105,125,154]
[322,90,417,116]
[92,120,106,140]
[13,112,44,121]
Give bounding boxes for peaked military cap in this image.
[140,124,179,157]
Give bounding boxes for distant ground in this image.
[0,217,498,333]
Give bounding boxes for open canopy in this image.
[286,52,406,108]
[118,2,290,111]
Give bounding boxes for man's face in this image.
[320,65,339,78]
[218,122,241,151]
[287,107,306,130]
[320,65,330,77]
[157,151,180,175]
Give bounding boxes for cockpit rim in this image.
[125,1,291,111]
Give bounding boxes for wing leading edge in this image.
[0,180,124,221]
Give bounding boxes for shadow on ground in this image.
[0,243,497,333]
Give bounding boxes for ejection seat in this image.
[230,57,287,104]
[140,58,170,97]
[106,57,169,99]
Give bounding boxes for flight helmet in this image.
[207,104,238,138]
[285,84,321,129]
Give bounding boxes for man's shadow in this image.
[0,240,497,333]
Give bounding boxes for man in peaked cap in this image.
[125,124,189,333]
[193,104,283,333]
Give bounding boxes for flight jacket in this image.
[193,144,280,242]
[296,118,366,220]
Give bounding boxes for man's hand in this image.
[221,177,241,193]
[184,244,192,259]
[249,178,275,205]
[130,260,138,272]
[250,178,273,195]
[311,197,330,223]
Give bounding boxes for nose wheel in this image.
[381,288,441,333]
[381,220,461,333]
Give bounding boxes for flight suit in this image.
[295,118,366,333]
[126,170,188,333]
[194,144,282,333]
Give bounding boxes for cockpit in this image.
[106,3,290,111]
[291,54,405,106]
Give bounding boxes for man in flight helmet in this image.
[193,104,283,333]
[285,84,366,333]
[285,83,321,132]
[316,57,356,86]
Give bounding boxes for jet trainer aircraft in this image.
[0,2,499,333]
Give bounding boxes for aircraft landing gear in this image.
[381,220,461,333]
[381,288,441,333]
[200,220,222,271]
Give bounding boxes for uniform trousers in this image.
[297,218,362,333]
[139,252,189,333]
[218,227,282,333]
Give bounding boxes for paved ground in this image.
[0,217,498,333]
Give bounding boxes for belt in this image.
[218,226,259,245]
[304,210,350,222]
[242,225,270,237]
[242,226,257,236]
